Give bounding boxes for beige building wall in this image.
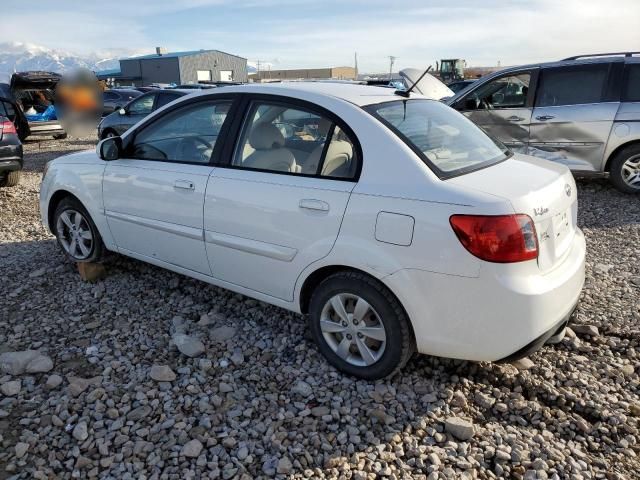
[250,66,357,82]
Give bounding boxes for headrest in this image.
[249,123,285,150]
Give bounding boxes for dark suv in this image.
[447,52,640,193]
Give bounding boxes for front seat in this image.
[242,123,298,172]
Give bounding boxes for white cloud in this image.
[0,0,637,72]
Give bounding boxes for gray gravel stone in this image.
[150,364,176,382]
[1,380,21,396]
[172,333,205,357]
[181,439,203,458]
[72,421,89,441]
[1,140,638,478]
[445,417,475,441]
[14,442,29,459]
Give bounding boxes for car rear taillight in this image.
[449,214,538,263]
[0,119,17,135]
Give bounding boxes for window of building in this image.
[197,70,212,82]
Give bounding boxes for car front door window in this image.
[470,74,531,110]
[131,101,232,164]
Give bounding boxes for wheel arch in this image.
[604,139,640,172]
[48,189,83,231]
[298,265,416,342]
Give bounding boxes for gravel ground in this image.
[0,136,639,479]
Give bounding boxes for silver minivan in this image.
[446,52,640,193]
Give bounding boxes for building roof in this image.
[121,49,246,61]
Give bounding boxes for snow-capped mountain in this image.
[0,42,122,83]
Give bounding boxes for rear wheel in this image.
[0,171,21,187]
[53,197,105,262]
[308,271,414,379]
[610,144,640,194]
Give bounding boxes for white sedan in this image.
[40,82,585,379]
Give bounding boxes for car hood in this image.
[399,68,454,100]
[52,149,103,165]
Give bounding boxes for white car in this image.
[40,83,585,379]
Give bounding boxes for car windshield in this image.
[365,99,509,177]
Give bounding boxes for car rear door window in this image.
[536,64,608,107]
[232,101,359,179]
[155,92,181,110]
[623,64,640,102]
[131,100,232,164]
[128,94,155,115]
[103,91,118,101]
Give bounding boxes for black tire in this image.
[0,171,21,187]
[609,144,640,194]
[53,197,105,263]
[53,133,68,140]
[308,271,415,379]
[101,129,117,140]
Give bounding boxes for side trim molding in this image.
[204,230,297,262]
[105,210,203,241]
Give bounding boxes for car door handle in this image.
[299,199,329,212]
[507,115,524,122]
[536,115,555,121]
[174,180,195,190]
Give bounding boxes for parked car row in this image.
[41,81,585,378]
[98,89,188,139]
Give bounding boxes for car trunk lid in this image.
[448,154,577,273]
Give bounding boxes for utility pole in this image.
[388,56,396,80]
[354,52,358,78]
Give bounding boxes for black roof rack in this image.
[562,52,640,61]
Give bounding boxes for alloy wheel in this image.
[320,293,387,367]
[56,209,94,260]
[621,154,640,189]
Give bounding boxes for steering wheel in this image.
[176,135,212,161]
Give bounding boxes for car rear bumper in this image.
[384,228,586,362]
[28,121,65,135]
[0,144,23,172]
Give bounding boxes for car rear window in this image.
[623,64,640,102]
[365,99,509,178]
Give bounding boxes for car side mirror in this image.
[97,136,122,161]
[118,108,126,116]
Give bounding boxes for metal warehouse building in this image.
[249,66,357,82]
[100,48,248,86]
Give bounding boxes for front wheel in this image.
[308,271,415,379]
[53,197,105,262]
[609,144,640,194]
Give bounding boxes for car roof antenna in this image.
[395,66,432,98]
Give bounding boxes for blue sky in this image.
[1,0,638,72]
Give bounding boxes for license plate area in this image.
[552,210,570,240]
